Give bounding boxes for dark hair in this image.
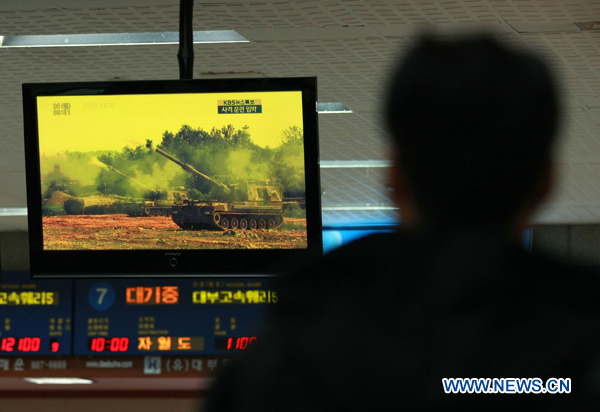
[385,35,559,225]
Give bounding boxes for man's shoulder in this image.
[305,230,421,273]
[278,228,600,313]
[279,230,421,290]
[519,250,600,312]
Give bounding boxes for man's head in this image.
[385,35,559,229]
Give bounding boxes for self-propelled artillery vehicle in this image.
[100,164,187,217]
[147,141,285,231]
[123,189,189,217]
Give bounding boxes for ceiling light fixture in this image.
[0,207,27,217]
[0,31,248,48]
[322,206,398,211]
[24,377,94,385]
[320,160,391,168]
[317,102,353,114]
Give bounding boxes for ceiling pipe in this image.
[178,0,194,80]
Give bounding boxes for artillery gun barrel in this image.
[153,147,231,194]
[107,165,153,191]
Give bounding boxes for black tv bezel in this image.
[23,77,322,278]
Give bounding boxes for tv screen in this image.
[23,78,321,277]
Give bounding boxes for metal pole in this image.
[178,0,194,80]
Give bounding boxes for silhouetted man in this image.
[206,35,600,411]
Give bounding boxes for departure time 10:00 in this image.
[89,337,129,352]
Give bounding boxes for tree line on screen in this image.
[40,124,306,205]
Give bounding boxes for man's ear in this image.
[388,150,419,228]
[535,161,555,206]
[388,152,404,208]
[513,160,555,236]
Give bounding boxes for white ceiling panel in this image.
[489,0,600,24]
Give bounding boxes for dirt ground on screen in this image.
[42,215,307,250]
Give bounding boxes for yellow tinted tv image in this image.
[37,91,307,251]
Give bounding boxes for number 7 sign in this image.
[88,282,115,310]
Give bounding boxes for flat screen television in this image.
[23,77,321,277]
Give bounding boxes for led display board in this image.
[0,272,72,355]
[74,278,275,355]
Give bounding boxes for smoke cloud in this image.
[40,125,306,202]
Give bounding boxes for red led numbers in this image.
[1,337,41,352]
[90,337,105,351]
[225,337,257,350]
[237,336,256,349]
[90,337,129,352]
[1,337,15,352]
[17,337,40,352]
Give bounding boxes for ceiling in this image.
[1,0,600,231]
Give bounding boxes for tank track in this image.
[214,212,284,231]
[144,206,173,217]
[172,211,284,231]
